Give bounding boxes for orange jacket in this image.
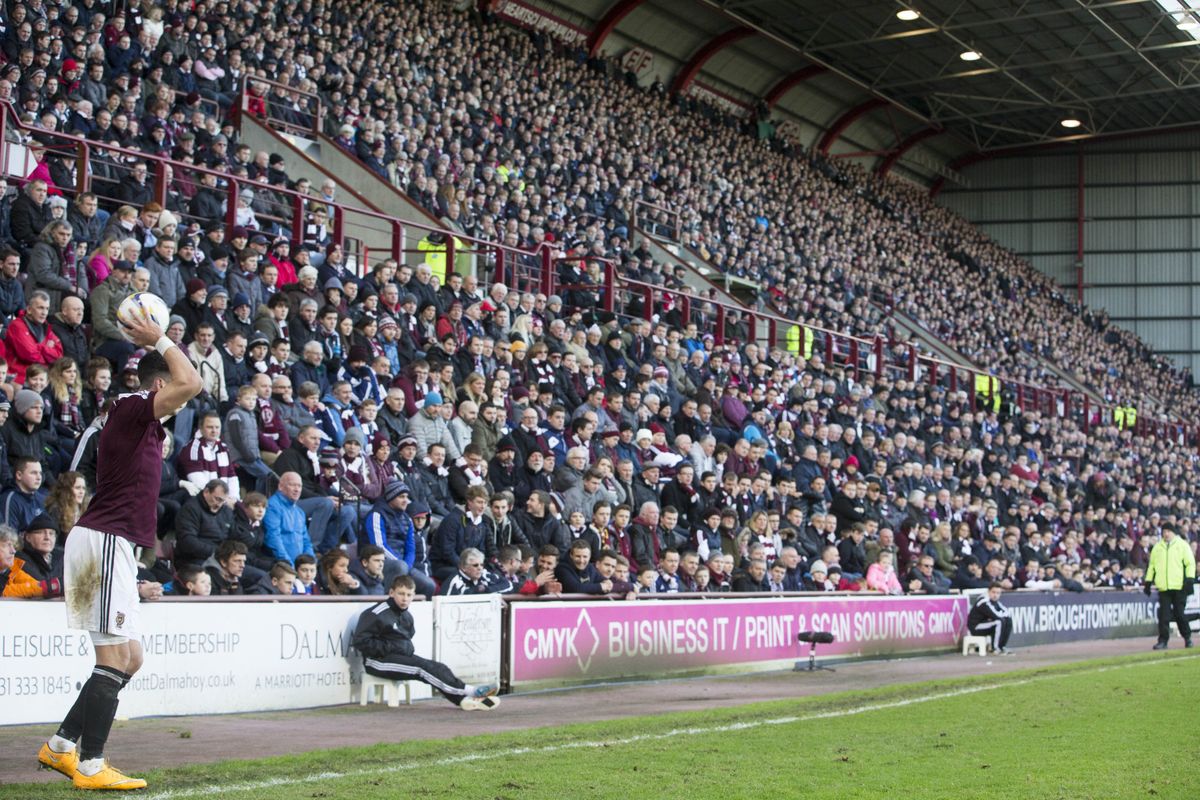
[1,557,59,599]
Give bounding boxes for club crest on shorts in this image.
[115,612,125,629]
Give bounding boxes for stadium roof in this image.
[540,0,1200,183]
[713,0,1200,151]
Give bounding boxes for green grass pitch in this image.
[5,652,1197,800]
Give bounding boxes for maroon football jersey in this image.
[77,391,164,549]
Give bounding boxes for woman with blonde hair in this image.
[738,510,776,560]
[46,357,85,437]
[457,372,488,407]
[509,314,537,346]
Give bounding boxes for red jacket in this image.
[4,312,64,384]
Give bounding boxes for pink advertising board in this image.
[508,596,969,686]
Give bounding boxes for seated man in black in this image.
[352,575,500,710]
[968,582,1014,655]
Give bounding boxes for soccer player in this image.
[38,312,201,790]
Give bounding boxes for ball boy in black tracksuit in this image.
[968,582,1014,654]
[351,575,500,710]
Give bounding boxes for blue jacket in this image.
[264,492,313,562]
[317,392,360,447]
[0,487,46,531]
[364,499,429,575]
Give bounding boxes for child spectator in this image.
[268,561,299,595]
[637,565,657,594]
[294,553,318,595]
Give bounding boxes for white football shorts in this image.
[63,526,141,645]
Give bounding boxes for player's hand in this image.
[124,312,166,348]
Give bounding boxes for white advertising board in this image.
[0,599,435,725]
[433,595,502,687]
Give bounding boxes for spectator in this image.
[10,179,51,253]
[440,547,510,595]
[176,412,240,502]
[88,258,136,369]
[273,424,352,552]
[317,549,363,595]
[5,290,64,384]
[225,384,273,494]
[431,485,490,580]
[3,396,57,478]
[206,539,260,595]
[27,220,86,310]
[1,522,59,598]
[350,544,389,596]
[732,558,769,592]
[14,513,62,588]
[174,479,235,566]
[263,472,314,564]
[865,551,903,595]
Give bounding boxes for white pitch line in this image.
[142,654,1197,800]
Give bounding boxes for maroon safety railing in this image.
[0,102,593,298]
[633,198,681,241]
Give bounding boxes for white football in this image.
[117,292,172,340]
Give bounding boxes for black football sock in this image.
[57,667,131,743]
[77,666,130,761]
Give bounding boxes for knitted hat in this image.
[343,428,365,447]
[424,391,443,408]
[809,560,828,575]
[383,480,410,502]
[13,389,42,416]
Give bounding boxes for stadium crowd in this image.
[0,0,1197,603]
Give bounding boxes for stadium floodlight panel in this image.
[1156,0,1200,38]
[896,9,920,21]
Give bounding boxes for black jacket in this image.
[274,443,326,498]
[174,494,235,564]
[512,509,570,557]
[9,194,51,250]
[555,561,608,594]
[352,597,416,660]
[51,316,89,369]
[967,594,1010,629]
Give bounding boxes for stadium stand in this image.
[0,0,1196,602]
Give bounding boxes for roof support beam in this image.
[588,0,645,58]
[762,65,827,109]
[817,98,887,154]
[670,26,755,96]
[876,127,944,176]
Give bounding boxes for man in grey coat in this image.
[28,220,87,310]
[407,391,455,459]
[145,237,186,310]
